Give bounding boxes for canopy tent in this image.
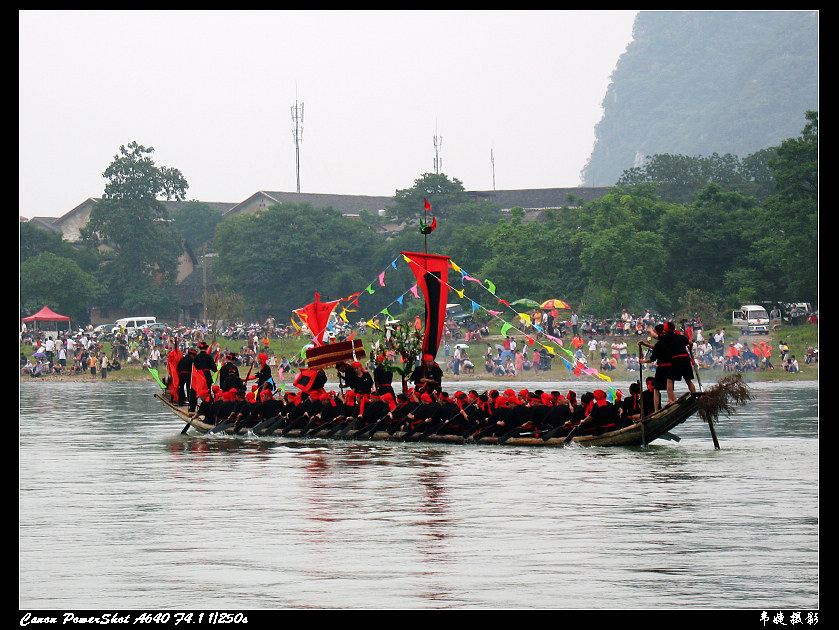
[21,306,71,332]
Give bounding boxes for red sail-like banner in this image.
[293,293,341,348]
[401,251,450,358]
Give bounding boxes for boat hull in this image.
[156,391,698,447]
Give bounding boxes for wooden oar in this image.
[322,418,349,439]
[355,415,392,440]
[540,421,573,442]
[497,421,531,445]
[208,418,236,434]
[336,417,359,439]
[691,348,719,449]
[250,414,280,435]
[411,417,451,442]
[563,422,583,445]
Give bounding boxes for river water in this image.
[19,378,818,611]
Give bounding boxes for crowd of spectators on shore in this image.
[20,307,817,381]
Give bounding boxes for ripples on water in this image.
[19,380,818,610]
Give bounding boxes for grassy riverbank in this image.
[20,323,818,386]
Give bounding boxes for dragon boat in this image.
[155,389,712,448]
[154,248,750,449]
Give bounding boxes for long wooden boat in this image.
[155,391,700,448]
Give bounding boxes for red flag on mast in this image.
[401,251,450,358]
[293,293,341,347]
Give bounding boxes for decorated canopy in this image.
[21,306,71,323]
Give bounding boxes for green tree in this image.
[213,203,379,318]
[389,173,469,222]
[171,201,224,252]
[20,252,104,322]
[81,142,188,314]
[20,221,99,273]
[744,111,818,302]
[659,183,757,301]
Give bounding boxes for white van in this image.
[112,316,157,337]
[732,305,770,334]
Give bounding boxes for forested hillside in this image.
[581,10,818,186]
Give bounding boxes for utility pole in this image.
[491,147,496,192]
[291,90,304,193]
[433,122,442,174]
[202,243,207,324]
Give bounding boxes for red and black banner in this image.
[401,251,450,358]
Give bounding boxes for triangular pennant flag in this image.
[396,295,404,305]
[526,336,535,346]
[485,279,496,295]
[365,284,375,295]
[450,261,462,273]
[381,307,392,318]
[500,322,513,336]
[470,300,479,313]
[499,299,511,307]
[424,197,431,212]
[546,334,564,346]
[409,284,420,299]
[391,258,399,270]
[378,271,386,287]
[454,288,465,299]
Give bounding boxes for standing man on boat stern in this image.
[639,324,670,411]
[661,321,697,401]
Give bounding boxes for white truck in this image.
[732,305,771,335]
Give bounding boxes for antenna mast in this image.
[491,148,496,192]
[291,90,304,193]
[433,122,442,174]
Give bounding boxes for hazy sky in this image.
[19,10,637,219]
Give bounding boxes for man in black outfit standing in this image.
[176,348,196,409]
[192,342,217,409]
[411,353,443,395]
